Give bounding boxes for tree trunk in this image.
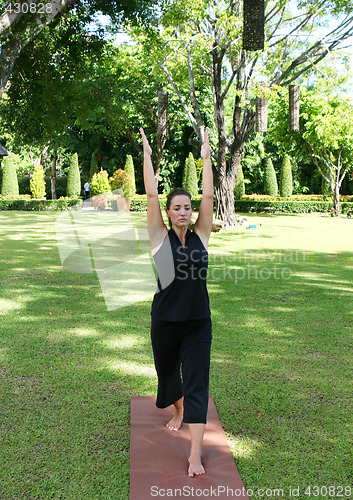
[333,182,340,217]
[51,151,57,200]
[215,170,238,225]
[155,91,168,182]
[40,144,49,168]
[0,37,28,97]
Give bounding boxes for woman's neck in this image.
[172,225,188,246]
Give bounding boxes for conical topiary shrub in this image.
[264,157,278,196]
[124,155,136,197]
[1,156,19,196]
[235,163,246,199]
[90,151,99,179]
[67,152,81,197]
[30,164,46,198]
[182,152,198,197]
[280,154,293,197]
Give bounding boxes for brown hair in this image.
[166,188,192,228]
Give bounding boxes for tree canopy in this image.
[1,0,353,218]
[0,0,156,97]
[127,0,353,222]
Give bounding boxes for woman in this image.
[140,127,214,478]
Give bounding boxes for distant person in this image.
[84,181,90,199]
[140,127,214,478]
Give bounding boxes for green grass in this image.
[0,211,352,499]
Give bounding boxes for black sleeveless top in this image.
[151,228,210,321]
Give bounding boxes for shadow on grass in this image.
[0,213,352,497]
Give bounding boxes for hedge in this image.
[0,197,82,211]
[129,195,203,212]
[241,194,344,201]
[2,193,352,215]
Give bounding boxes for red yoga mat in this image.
[130,396,249,499]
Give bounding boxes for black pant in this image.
[151,317,212,424]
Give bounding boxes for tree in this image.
[0,0,78,98]
[301,92,353,215]
[1,155,19,196]
[0,7,109,201]
[137,0,353,224]
[271,83,353,215]
[30,164,46,198]
[280,154,293,197]
[124,155,136,197]
[182,152,198,197]
[0,0,156,98]
[264,158,278,196]
[67,152,80,196]
[71,42,189,173]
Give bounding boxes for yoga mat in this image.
[130,396,249,499]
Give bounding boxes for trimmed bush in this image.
[124,155,136,197]
[182,152,198,197]
[90,169,111,195]
[264,157,278,196]
[30,164,46,199]
[280,154,293,197]
[1,156,19,196]
[235,164,246,199]
[109,168,132,196]
[67,153,81,197]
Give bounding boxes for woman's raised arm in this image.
[140,128,167,248]
[194,131,214,249]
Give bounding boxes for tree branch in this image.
[272,16,353,86]
[162,60,201,139]
[186,41,204,137]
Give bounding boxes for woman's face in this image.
[166,195,192,228]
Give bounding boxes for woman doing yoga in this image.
[140,127,213,478]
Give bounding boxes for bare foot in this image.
[166,413,183,431]
[188,456,205,477]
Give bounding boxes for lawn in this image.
[0,211,352,499]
